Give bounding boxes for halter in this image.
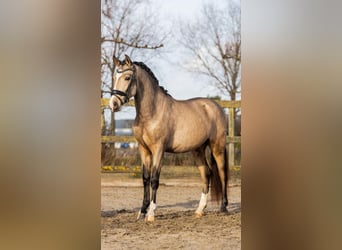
[111,66,136,105]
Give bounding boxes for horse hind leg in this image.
[211,143,229,213]
[193,146,211,218]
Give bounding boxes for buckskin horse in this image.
[109,55,229,222]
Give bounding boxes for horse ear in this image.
[124,54,132,66]
[113,56,121,67]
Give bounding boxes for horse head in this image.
[109,55,137,112]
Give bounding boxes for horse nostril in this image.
[113,102,120,111]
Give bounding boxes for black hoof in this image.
[220,206,228,214]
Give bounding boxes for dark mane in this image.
[133,61,170,96]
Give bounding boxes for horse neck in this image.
[134,68,160,120]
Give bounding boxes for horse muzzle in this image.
[109,95,122,112]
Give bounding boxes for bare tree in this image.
[179,1,241,101]
[101,0,167,98]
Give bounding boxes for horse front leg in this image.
[137,145,152,220]
[146,147,164,222]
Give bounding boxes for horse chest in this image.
[133,122,167,148]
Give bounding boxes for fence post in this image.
[101,107,105,167]
[111,111,115,168]
[228,107,235,167]
[101,107,105,135]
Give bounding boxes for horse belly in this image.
[167,129,208,153]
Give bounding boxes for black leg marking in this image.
[141,166,150,214]
[220,197,228,213]
[151,168,160,203]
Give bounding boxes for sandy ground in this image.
[101,172,241,249]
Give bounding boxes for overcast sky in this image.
[114,0,237,119]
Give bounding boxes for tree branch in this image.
[179,1,241,100]
[103,38,163,49]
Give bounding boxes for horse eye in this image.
[125,76,131,81]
